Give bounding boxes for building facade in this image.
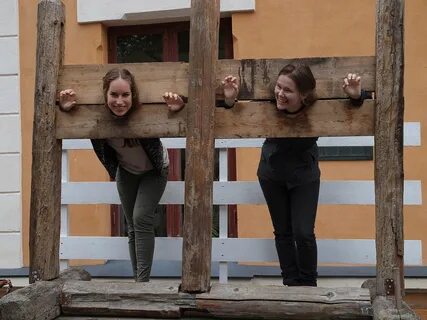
[1,0,426,276]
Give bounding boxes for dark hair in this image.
[102,68,139,114]
[278,64,317,107]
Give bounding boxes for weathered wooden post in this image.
[29,0,64,283]
[373,0,420,318]
[181,0,220,292]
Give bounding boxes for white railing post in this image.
[218,148,229,283]
[60,149,69,270]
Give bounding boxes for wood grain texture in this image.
[214,100,374,138]
[198,284,372,319]
[0,267,91,320]
[374,0,405,301]
[55,100,374,139]
[60,280,193,318]
[59,281,372,319]
[373,296,420,320]
[29,0,64,284]
[181,0,220,293]
[57,56,375,104]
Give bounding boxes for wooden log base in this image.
[60,280,373,319]
[0,267,91,320]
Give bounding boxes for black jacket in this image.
[91,138,168,180]
[257,90,372,187]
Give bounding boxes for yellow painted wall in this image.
[19,0,110,266]
[232,0,427,265]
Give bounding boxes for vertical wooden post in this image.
[181,0,220,292]
[29,0,64,283]
[375,0,404,300]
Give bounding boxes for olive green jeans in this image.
[116,165,168,282]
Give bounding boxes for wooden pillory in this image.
[0,0,420,319]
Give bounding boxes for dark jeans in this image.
[116,166,168,282]
[259,178,320,286]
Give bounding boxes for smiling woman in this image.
[274,64,317,114]
[58,68,185,282]
[103,69,135,117]
[220,63,369,287]
[108,19,236,238]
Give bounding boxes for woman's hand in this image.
[163,92,185,112]
[342,73,362,99]
[221,75,239,106]
[59,89,77,111]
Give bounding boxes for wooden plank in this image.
[214,100,374,138]
[61,180,422,206]
[181,0,219,293]
[59,281,372,319]
[375,0,405,301]
[198,284,371,319]
[57,56,375,104]
[55,100,375,139]
[60,280,193,318]
[56,104,186,139]
[29,0,64,283]
[60,121,422,149]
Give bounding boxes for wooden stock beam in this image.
[181,0,219,293]
[29,0,64,283]
[55,100,374,139]
[57,56,375,104]
[374,0,405,304]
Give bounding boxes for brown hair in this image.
[102,68,139,115]
[278,64,317,107]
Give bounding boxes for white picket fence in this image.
[60,122,423,282]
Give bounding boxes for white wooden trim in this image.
[0,37,18,75]
[60,151,70,271]
[0,0,18,36]
[0,233,22,268]
[62,180,422,205]
[0,75,20,114]
[60,236,423,265]
[0,154,20,192]
[77,0,255,24]
[218,148,229,283]
[0,193,20,232]
[61,122,421,150]
[0,115,20,152]
[0,0,21,270]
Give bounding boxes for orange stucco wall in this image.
[19,0,110,266]
[232,0,427,265]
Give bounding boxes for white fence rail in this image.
[62,181,422,205]
[60,237,422,265]
[60,123,423,281]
